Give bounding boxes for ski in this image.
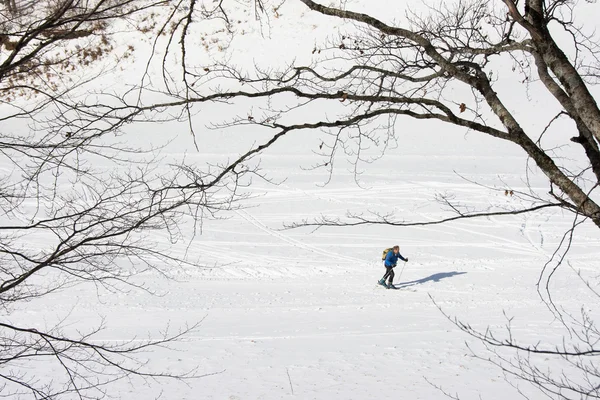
[395,285,417,292]
[377,283,416,292]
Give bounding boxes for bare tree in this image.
[101,0,600,398]
[112,0,600,226]
[10,0,600,397]
[0,0,276,398]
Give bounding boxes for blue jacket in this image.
[384,250,407,267]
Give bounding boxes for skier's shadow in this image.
[395,271,467,288]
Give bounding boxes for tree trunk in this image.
[540,40,600,145]
[515,134,600,227]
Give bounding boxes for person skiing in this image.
[378,245,408,288]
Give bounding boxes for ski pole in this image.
[396,261,407,284]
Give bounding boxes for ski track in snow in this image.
[234,209,363,264]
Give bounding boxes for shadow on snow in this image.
[395,271,467,288]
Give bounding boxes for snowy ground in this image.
[14,146,600,399]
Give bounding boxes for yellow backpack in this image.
[381,248,394,260]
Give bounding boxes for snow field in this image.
[14,150,599,399]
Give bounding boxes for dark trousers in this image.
[382,265,395,284]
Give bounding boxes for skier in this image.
[378,245,408,288]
